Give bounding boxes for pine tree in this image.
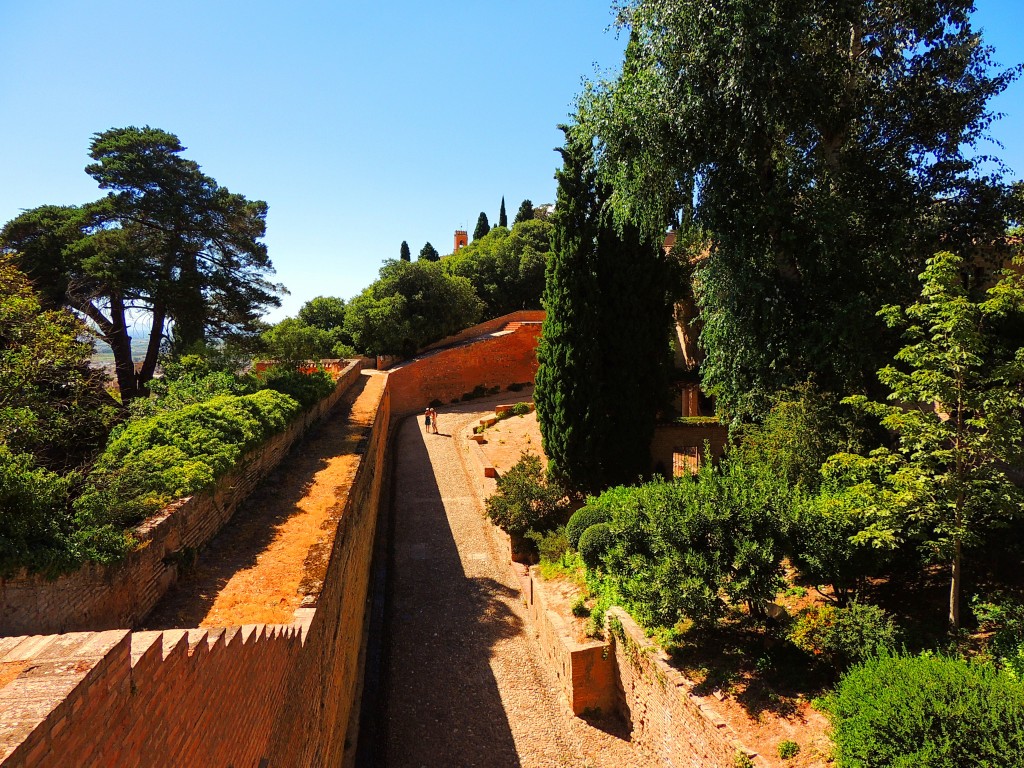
[514,199,534,225]
[400,240,411,261]
[499,197,508,228]
[473,212,490,241]
[418,242,439,262]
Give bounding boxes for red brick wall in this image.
[415,310,544,355]
[386,322,542,418]
[0,360,367,637]
[0,372,391,768]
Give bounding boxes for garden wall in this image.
[0,358,367,638]
[650,421,729,476]
[385,317,542,418]
[0,370,391,768]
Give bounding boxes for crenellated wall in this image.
[0,319,546,767]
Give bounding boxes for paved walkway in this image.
[381,399,643,768]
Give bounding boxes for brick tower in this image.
[454,229,468,252]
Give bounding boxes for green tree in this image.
[1,127,283,400]
[498,196,508,228]
[536,126,671,491]
[344,259,483,356]
[580,2,1020,419]
[297,295,346,331]
[473,212,490,241]
[514,199,534,225]
[400,240,411,262]
[840,252,1024,629]
[441,218,551,318]
[418,242,439,262]
[0,256,118,470]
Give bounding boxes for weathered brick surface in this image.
[386,319,542,418]
[609,608,768,768]
[0,360,368,637]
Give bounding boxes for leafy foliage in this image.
[418,242,439,262]
[840,252,1024,628]
[566,505,611,549]
[0,256,119,470]
[590,458,790,629]
[441,219,550,318]
[974,595,1024,680]
[74,390,301,530]
[580,1,1021,419]
[484,452,567,538]
[789,602,901,671]
[577,522,613,569]
[344,258,483,357]
[514,199,535,225]
[825,654,1024,767]
[473,212,491,241]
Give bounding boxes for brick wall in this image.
[609,609,769,768]
[386,321,542,418]
[0,360,368,638]
[0,371,390,768]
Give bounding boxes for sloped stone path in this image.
[380,399,644,767]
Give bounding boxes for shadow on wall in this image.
[375,414,523,767]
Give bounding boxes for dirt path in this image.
[381,398,644,768]
[143,372,383,630]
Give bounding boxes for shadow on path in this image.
[374,413,522,767]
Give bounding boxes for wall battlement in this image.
[0,318,543,767]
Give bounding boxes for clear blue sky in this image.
[1,1,1021,322]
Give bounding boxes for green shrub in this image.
[974,595,1024,679]
[510,402,532,417]
[75,390,301,530]
[596,456,790,629]
[777,740,800,760]
[525,526,570,564]
[571,594,590,618]
[578,522,614,569]
[566,505,611,549]
[789,601,900,671]
[825,653,1024,766]
[484,452,566,537]
[258,366,336,408]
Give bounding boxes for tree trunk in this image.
[137,303,166,392]
[949,538,962,630]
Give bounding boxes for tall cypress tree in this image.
[536,126,671,491]
[400,240,411,261]
[499,197,508,228]
[473,212,490,241]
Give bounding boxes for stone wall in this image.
[0,360,368,638]
[649,421,729,476]
[0,370,391,768]
[608,608,768,768]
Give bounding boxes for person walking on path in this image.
[423,407,432,433]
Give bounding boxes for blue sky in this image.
[1,1,1021,322]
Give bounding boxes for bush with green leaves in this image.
[258,366,336,408]
[777,740,800,760]
[129,354,260,419]
[974,595,1024,679]
[566,505,612,549]
[594,456,790,629]
[577,522,613,569]
[825,653,1024,766]
[484,452,567,538]
[75,390,301,530]
[789,601,900,671]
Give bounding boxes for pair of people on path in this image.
[423,406,439,434]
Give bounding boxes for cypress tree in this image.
[514,199,534,225]
[499,197,508,228]
[418,242,439,262]
[400,240,411,261]
[473,212,490,241]
[535,128,604,491]
[536,126,671,491]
